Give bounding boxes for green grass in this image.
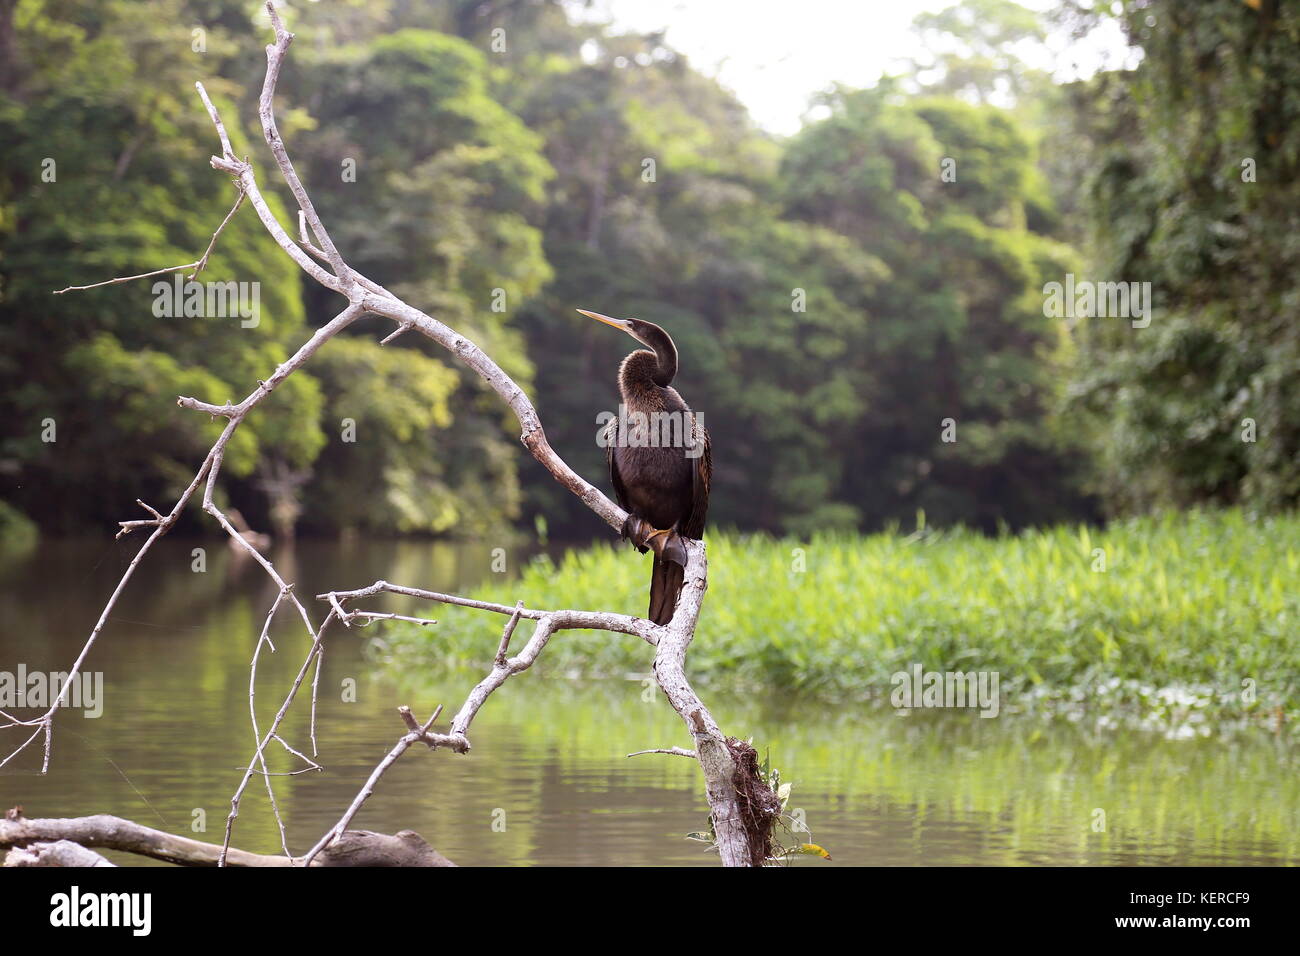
[371,508,1299,730]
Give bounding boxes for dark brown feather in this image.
[648,556,684,626]
[599,322,710,626]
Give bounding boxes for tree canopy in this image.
[2,0,1290,540]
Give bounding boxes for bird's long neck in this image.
[655,343,676,387]
[618,351,667,407]
[621,325,681,392]
[641,327,677,387]
[618,321,681,403]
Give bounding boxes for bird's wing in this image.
[681,413,710,540]
[604,416,632,513]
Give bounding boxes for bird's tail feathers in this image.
[648,555,685,626]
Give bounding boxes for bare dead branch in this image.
[24,0,768,868]
[249,589,290,856]
[351,611,438,627]
[1,448,220,772]
[495,601,525,665]
[51,186,246,294]
[260,0,350,281]
[52,264,187,295]
[194,80,235,159]
[217,606,340,866]
[312,587,668,769]
[627,747,698,758]
[319,580,659,643]
[4,840,116,867]
[399,703,443,751]
[197,84,347,293]
[188,188,247,280]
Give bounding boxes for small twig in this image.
[236,766,321,777]
[116,498,172,539]
[380,322,413,345]
[194,81,235,160]
[188,188,246,279]
[134,499,163,521]
[52,182,245,294]
[398,704,445,752]
[272,733,321,772]
[316,581,658,641]
[218,607,338,867]
[627,747,698,759]
[328,592,354,628]
[495,601,525,665]
[248,591,290,857]
[53,264,190,295]
[258,1,350,282]
[419,706,443,734]
[350,611,438,627]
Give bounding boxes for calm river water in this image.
[1,537,1295,866]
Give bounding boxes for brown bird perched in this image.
[579,309,711,625]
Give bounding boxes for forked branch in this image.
[13,0,770,868]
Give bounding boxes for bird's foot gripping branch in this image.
[2,1,782,867]
[622,515,689,567]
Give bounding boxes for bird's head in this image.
[577,309,678,386]
[576,309,666,349]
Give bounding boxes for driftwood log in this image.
[0,812,455,867]
[5,840,116,868]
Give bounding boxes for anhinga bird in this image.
[578,309,711,626]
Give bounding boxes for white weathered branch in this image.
[319,580,660,643]
[4,840,116,867]
[628,747,698,758]
[260,2,351,281]
[16,0,768,868]
[314,539,759,867]
[196,80,349,295]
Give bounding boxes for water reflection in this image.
[1,538,1295,866]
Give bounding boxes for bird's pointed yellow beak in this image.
[577,308,631,331]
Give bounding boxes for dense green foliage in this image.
[0,0,556,536]
[1063,0,1300,513]
[0,0,1091,539]
[0,0,1294,539]
[0,0,318,532]
[374,508,1299,729]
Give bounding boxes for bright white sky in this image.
[566,0,1136,135]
